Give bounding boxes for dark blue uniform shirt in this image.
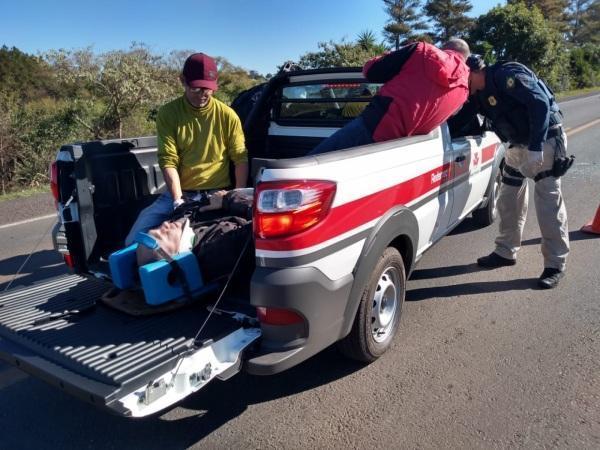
[474,62,561,152]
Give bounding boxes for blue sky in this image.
[1,0,502,75]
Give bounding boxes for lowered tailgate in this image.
[0,275,259,417]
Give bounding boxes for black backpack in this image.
[231,83,267,125]
[170,191,254,282]
[191,216,252,282]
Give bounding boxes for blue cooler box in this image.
[138,252,204,305]
[108,243,139,290]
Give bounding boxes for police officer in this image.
[466,55,571,289]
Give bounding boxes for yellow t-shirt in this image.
[157,96,247,190]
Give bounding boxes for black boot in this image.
[538,268,564,289]
[477,252,516,269]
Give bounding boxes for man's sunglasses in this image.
[187,85,210,94]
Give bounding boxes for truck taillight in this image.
[256,307,304,325]
[50,161,59,206]
[253,180,336,239]
[63,253,74,268]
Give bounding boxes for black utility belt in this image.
[546,125,563,140]
[507,127,562,147]
[535,126,574,182]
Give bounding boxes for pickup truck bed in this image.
[0,274,249,415]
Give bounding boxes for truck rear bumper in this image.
[246,266,354,375]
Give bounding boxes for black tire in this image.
[338,247,406,363]
[472,160,503,227]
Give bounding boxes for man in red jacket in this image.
[309,39,470,154]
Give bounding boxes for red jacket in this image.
[362,42,469,142]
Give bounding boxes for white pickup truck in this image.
[0,67,504,417]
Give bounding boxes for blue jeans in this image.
[125,193,175,246]
[124,190,217,246]
[309,116,374,155]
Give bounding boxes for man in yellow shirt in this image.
[126,53,248,245]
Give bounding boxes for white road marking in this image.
[0,214,56,230]
[558,93,599,105]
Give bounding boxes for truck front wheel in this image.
[472,155,505,227]
[338,247,406,363]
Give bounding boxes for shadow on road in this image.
[411,228,596,285]
[0,249,67,291]
[406,277,539,302]
[521,229,599,246]
[447,217,480,236]
[0,345,365,448]
[409,262,479,280]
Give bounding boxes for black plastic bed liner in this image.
[0,275,243,390]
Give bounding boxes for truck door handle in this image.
[455,155,466,163]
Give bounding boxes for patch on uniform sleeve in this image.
[506,77,515,88]
[487,96,497,106]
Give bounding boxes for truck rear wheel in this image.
[338,247,406,363]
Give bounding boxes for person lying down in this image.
[135,189,253,281]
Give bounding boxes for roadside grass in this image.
[556,87,599,100]
[0,185,50,202]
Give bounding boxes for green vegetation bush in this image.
[569,44,600,88]
[12,99,87,187]
[0,45,266,194]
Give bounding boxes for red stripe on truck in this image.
[256,143,497,252]
[256,162,451,251]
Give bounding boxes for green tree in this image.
[470,3,569,89]
[569,0,600,43]
[298,32,390,69]
[424,0,474,43]
[46,43,178,139]
[382,0,429,49]
[9,98,85,188]
[213,57,267,104]
[356,30,389,53]
[0,46,58,103]
[0,92,18,194]
[508,0,570,32]
[569,43,600,87]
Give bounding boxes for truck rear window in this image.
[275,82,382,125]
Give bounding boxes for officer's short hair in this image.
[442,38,470,59]
[466,54,486,72]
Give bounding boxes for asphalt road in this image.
[0,94,598,449]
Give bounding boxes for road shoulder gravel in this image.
[0,193,56,227]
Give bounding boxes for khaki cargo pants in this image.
[494,131,569,271]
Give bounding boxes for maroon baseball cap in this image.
[182,53,218,90]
